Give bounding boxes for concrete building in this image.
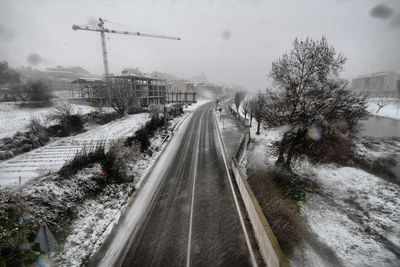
[352,71,400,98]
[70,74,167,107]
[166,80,197,104]
[194,82,223,99]
[71,78,106,103]
[110,74,167,107]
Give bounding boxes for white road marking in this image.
[213,110,258,267]
[186,111,203,267]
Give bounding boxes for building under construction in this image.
[70,74,167,107]
[71,77,106,103]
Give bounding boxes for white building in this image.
[166,80,197,104]
[352,71,400,98]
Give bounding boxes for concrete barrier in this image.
[229,124,290,266]
[231,158,289,267]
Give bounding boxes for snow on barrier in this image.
[231,128,289,267]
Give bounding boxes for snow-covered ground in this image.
[184,98,212,111]
[294,164,400,267]
[0,112,149,186]
[0,101,113,139]
[367,99,400,120]
[230,101,400,266]
[54,138,163,266]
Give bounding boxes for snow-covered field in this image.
[230,102,400,266]
[0,112,149,186]
[0,101,112,139]
[367,99,400,120]
[294,164,400,267]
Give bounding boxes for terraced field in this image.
[0,113,149,186]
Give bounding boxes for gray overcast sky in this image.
[0,0,399,91]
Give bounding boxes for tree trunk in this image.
[284,148,293,171]
[256,120,261,135]
[276,150,285,166]
[250,116,253,127]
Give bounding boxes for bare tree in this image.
[234,91,246,115]
[215,97,220,107]
[251,93,265,135]
[241,98,250,120]
[108,79,135,115]
[148,103,163,119]
[375,97,389,113]
[265,37,368,170]
[248,98,255,127]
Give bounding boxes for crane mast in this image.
[98,18,110,80]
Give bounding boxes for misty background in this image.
[0,0,399,91]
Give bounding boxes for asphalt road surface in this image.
[121,102,262,266]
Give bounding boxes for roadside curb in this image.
[213,110,290,267]
[87,112,192,267]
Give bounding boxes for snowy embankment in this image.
[367,99,400,120]
[0,112,149,186]
[0,101,113,139]
[231,102,400,266]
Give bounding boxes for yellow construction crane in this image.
[72,17,181,79]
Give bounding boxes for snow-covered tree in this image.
[234,91,246,114]
[265,37,368,169]
[375,97,389,113]
[241,98,250,120]
[0,61,21,85]
[250,93,265,135]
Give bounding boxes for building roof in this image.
[110,74,166,81]
[71,77,105,84]
[355,71,400,79]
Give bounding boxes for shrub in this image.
[127,106,146,115]
[102,140,138,182]
[0,192,39,266]
[268,167,318,202]
[58,142,106,177]
[28,117,49,146]
[0,118,50,161]
[47,103,84,136]
[125,117,167,152]
[13,80,53,105]
[83,111,122,125]
[272,131,355,166]
[131,127,151,152]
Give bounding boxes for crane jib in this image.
[72,25,180,40]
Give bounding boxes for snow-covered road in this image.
[0,113,149,186]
